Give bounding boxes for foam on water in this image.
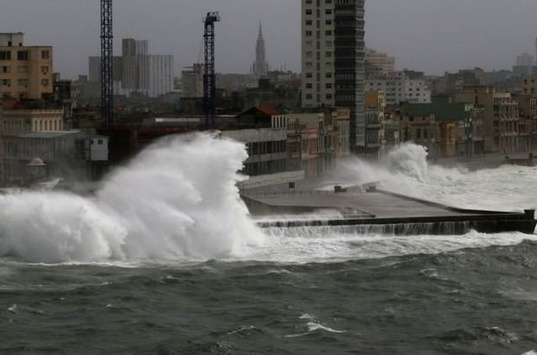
[242,229,537,264]
[0,134,263,263]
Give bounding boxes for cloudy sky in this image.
[1,0,536,78]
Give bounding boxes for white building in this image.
[366,72,431,106]
[146,55,174,98]
[88,38,174,98]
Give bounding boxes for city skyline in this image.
[0,0,536,78]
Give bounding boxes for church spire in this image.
[253,21,268,78]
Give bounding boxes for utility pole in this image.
[101,0,114,134]
[203,12,220,129]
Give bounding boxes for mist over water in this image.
[0,134,263,263]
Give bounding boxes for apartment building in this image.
[455,86,520,153]
[0,33,53,100]
[366,72,431,105]
[301,0,365,153]
[364,90,386,158]
[365,48,395,78]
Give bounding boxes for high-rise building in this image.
[88,38,174,98]
[301,0,365,153]
[253,23,268,78]
[0,33,53,100]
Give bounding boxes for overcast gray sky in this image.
[1,0,536,79]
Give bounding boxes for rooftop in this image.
[402,97,468,122]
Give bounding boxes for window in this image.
[41,79,49,86]
[1,66,10,73]
[0,79,11,86]
[18,79,28,86]
[41,50,50,60]
[41,66,49,74]
[17,66,28,73]
[0,51,11,60]
[17,51,29,60]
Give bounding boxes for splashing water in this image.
[1,139,536,265]
[332,143,537,212]
[0,134,263,263]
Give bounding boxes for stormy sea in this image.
[2,134,537,354]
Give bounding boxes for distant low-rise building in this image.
[402,97,485,157]
[2,130,108,185]
[523,75,537,96]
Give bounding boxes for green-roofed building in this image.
[401,96,485,157]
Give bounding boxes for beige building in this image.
[365,48,395,78]
[285,109,350,177]
[0,108,63,183]
[364,90,386,158]
[455,86,520,153]
[1,109,64,135]
[0,33,53,100]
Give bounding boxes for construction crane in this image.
[203,12,220,129]
[100,0,114,134]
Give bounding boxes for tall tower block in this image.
[301,0,366,154]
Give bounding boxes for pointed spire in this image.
[253,20,267,78]
[258,21,264,40]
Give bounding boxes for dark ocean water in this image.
[3,239,537,355]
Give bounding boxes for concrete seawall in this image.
[243,189,536,235]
